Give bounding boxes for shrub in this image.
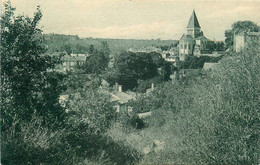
[140,45,259,164]
[1,115,76,165]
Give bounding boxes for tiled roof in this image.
[61,54,87,62]
[111,91,137,104]
[180,34,194,41]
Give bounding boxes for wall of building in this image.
[234,34,245,52]
[187,27,201,38]
[179,40,195,55]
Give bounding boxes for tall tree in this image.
[100,41,111,56]
[84,49,109,74]
[1,2,65,129]
[232,21,259,34]
[105,51,158,90]
[225,21,259,49]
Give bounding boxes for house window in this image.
[184,44,187,49]
[70,62,75,66]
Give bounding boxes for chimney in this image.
[118,85,122,92]
[114,82,118,91]
[151,83,154,91]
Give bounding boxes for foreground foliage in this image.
[1,2,66,130]
[1,3,141,164]
[127,45,260,164]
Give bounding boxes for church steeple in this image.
[186,10,201,38]
[187,10,200,28]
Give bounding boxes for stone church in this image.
[179,10,209,60]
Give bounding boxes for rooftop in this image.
[180,34,194,40]
[110,91,137,104]
[187,10,201,28]
[61,54,87,62]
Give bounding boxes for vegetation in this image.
[179,55,222,69]
[42,33,177,55]
[104,51,171,91]
[225,21,259,49]
[1,3,140,164]
[1,2,66,129]
[1,2,259,164]
[84,50,109,74]
[116,43,260,164]
[206,41,225,52]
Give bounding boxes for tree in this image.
[104,51,171,91]
[1,2,65,129]
[100,41,111,56]
[232,21,259,34]
[88,44,94,54]
[225,29,233,48]
[179,55,222,69]
[64,44,72,55]
[206,41,216,52]
[225,21,259,49]
[110,51,157,90]
[75,44,88,54]
[66,85,115,133]
[84,49,109,74]
[215,41,225,51]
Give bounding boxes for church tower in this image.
[179,9,208,60]
[186,10,201,38]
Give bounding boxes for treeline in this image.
[42,33,178,55]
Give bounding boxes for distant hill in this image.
[42,33,178,55]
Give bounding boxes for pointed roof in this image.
[187,10,200,28]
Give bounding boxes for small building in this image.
[233,31,260,52]
[110,85,137,113]
[55,53,88,72]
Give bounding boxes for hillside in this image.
[42,33,178,55]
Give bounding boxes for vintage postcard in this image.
[1,0,259,164]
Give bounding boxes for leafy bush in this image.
[1,3,142,164]
[1,116,75,165]
[105,51,171,91]
[1,2,66,130]
[141,45,260,164]
[179,55,222,69]
[135,76,164,93]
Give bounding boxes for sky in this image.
[3,0,260,40]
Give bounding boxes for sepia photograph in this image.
[1,0,260,164]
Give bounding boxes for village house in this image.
[54,53,88,72]
[233,31,260,52]
[110,84,137,113]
